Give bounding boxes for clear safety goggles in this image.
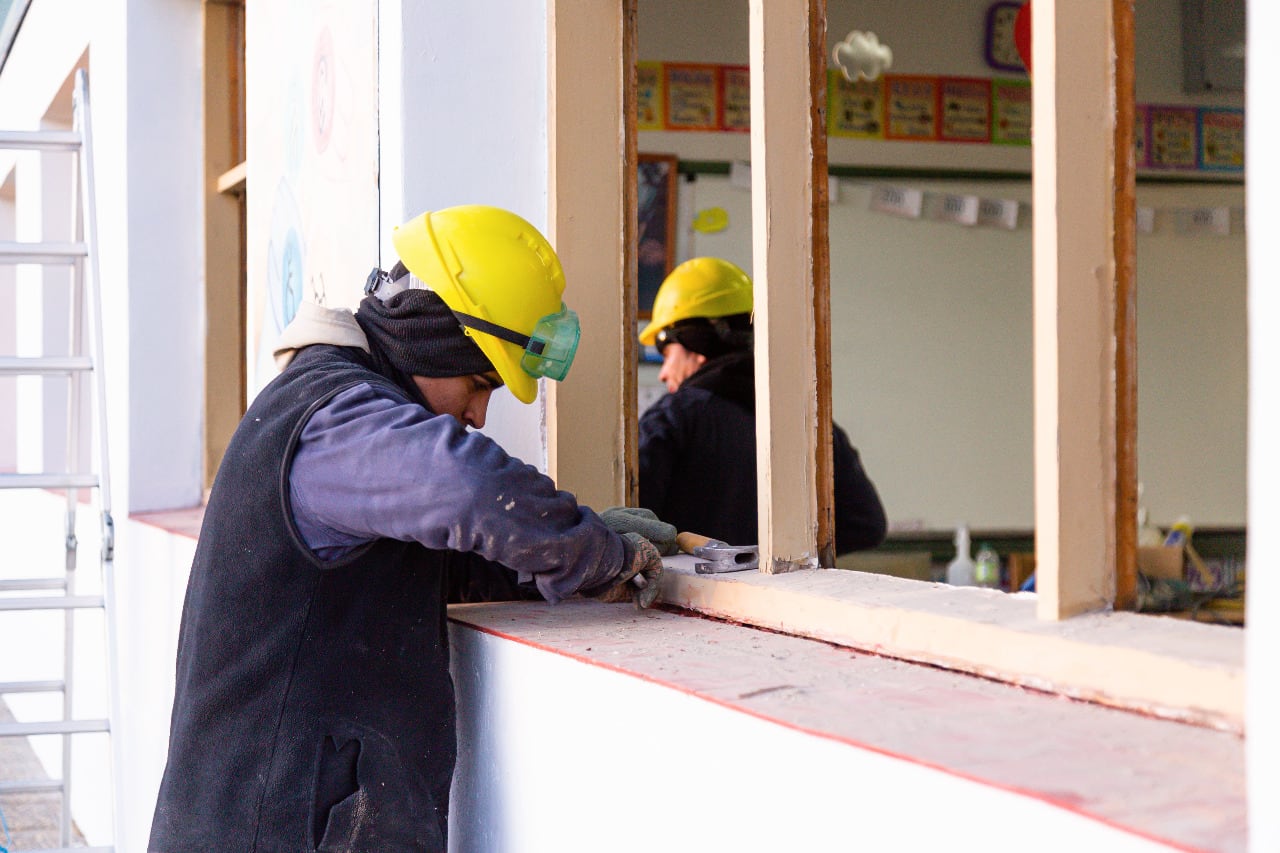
[454,305,581,382]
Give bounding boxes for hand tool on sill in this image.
[675,532,759,574]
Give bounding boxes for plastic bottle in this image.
[1136,483,1164,547]
[1137,506,1165,547]
[1163,515,1193,548]
[946,524,976,586]
[974,542,1000,589]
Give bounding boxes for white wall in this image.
[448,625,1180,853]
[0,1,204,850]
[637,0,1248,530]
[378,0,551,469]
[674,175,1246,530]
[245,1,380,397]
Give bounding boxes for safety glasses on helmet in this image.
[451,305,580,382]
[365,267,580,382]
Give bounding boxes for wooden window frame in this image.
[544,0,1242,730]
[203,0,247,492]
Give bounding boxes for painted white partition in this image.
[378,0,550,469]
[1,2,204,849]
[0,489,195,853]
[448,625,1178,853]
[1,0,205,514]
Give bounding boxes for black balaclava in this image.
[353,268,495,405]
[657,313,753,360]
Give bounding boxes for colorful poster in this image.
[664,63,720,131]
[721,65,750,132]
[828,71,885,139]
[1199,108,1244,171]
[940,78,992,142]
[637,61,664,131]
[991,78,1031,145]
[1148,106,1199,170]
[1134,105,1150,167]
[885,76,938,141]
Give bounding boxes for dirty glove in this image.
[599,506,679,556]
[592,532,664,609]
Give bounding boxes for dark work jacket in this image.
[638,350,887,554]
[150,345,486,852]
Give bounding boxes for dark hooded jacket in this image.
[150,340,626,852]
[639,350,887,554]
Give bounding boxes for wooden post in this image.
[546,0,635,509]
[1032,0,1118,619]
[203,0,246,490]
[748,0,824,573]
[1113,0,1138,610]
[810,0,835,568]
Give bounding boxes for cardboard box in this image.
[1138,545,1184,580]
[836,550,934,581]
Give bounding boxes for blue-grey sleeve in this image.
[289,382,626,602]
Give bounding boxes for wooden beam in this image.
[1032,0,1118,619]
[623,0,639,506]
[203,0,246,489]
[1113,0,1138,610]
[749,0,821,573]
[810,0,834,568]
[215,161,246,195]
[546,0,634,509]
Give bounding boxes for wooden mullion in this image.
[1033,0,1118,619]
[749,0,820,573]
[810,0,834,568]
[624,0,640,506]
[1113,0,1138,610]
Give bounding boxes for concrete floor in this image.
[0,698,86,851]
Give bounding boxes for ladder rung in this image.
[0,241,88,264]
[0,718,109,737]
[0,578,68,592]
[0,595,104,612]
[0,129,83,151]
[0,356,94,375]
[0,473,99,490]
[0,778,64,794]
[0,680,66,694]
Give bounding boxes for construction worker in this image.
[638,257,888,554]
[149,205,671,852]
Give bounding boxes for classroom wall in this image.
[638,0,1247,529]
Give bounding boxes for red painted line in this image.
[450,616,1209,853]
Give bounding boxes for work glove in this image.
[599,506,679,556]
[592,532,664,609]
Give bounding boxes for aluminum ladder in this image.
[0,69,118,853]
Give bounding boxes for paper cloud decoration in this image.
[832,30,893,82]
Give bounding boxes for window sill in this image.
[656,555,1244,732]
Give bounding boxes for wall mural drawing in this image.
[248,1,377,396]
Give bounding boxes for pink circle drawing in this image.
[311,27,335,154]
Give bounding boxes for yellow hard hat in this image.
[638,257,753,347]
[392,205,578,404]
